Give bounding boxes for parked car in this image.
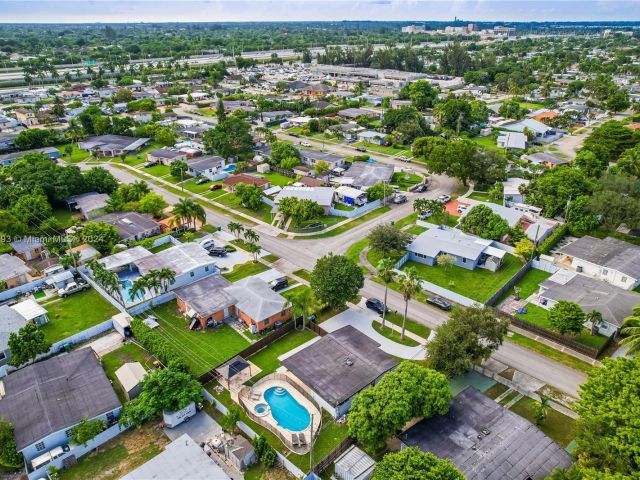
[143,161,157,168]
[355,146,367,152]
[289,132,299,137]
[209,184,222,191]
[426,296,451,311]
[199,238,215,250]
[58,281,90,298]
[208,247,227,257]
[398,155,411,162]
[269,277,289,291]
[299,141,312,147]
[392,194,407,204]
[418,210,432,220]
[438,194,451,203]
[413,183,427,193]
[456,204,468,213]
[196,177,209,185]
[366,298,388,315]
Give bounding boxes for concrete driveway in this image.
[321,308,426,360]
[163,411,223,444]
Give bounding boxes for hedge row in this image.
[538,224,568,255]
[130,318,190,373]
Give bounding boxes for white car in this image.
[199,238,215,250]
[299,141,312,147]
[438,194,451,203]
[456,204,468,213]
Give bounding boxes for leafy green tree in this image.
[269,141,300,166]
[154,127,176,146]
[348,362,450,450]
[372,448,464,480]
[368,224,411,257]
[582,121,638,164]
[137,192,168,218]
[439,41,472,76]
[8,323,51,367]
[80,222,121,253]
[310,253,364,309]
[427,306,509,377]
[514,238,535,262]
[398,80,438,110]
[523,167,595,218]
[69,417,107,446]
[170,160,188,180]
[498,100,526,120]
[366,182,393,201]
[573,356,640,475]
[10,191,52,227]
[549,301,585,335]
[573,150,607,179]
[235,183,265,211]
[83,166,119,194]
[606,89,630,113]
[221,405,242,433]
[202,116,253,159]
[0,418,23,468]
[459,204,510,240]
[227,221,244,240]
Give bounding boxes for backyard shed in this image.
[115,361,147,400]
[112,312,133,337]
[334,445,375,480]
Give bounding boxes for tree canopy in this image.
[310,253,364,309]
[459,204,510,240]
[372,448,464,480]
[368,224,412,257]
[8,323,50,367]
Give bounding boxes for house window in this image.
[35,441,45,452]
[0,351,5,361]
[190,271,194,277]
[461,258,466,264]
[602,269,608,276]
[205,266,209,272]
[65,429,72,438]
[622,276,627,283]
[106,412,115,423]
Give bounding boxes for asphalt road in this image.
[94,161,587,396]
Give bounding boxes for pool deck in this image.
[239,374,321,454]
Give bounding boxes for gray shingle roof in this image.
[0,254,30,282]
[274,186,335,207]
[95,212,160,240]
[398,387,574,480]
[135,243,214,277]
[344,162,394,188]
[559,236,640,280]
[0,305,27,351]
[175,275,236,317]
[0,348,121,451]
[540,271,640,327]
[282,325,398,406]
[223,277,288,322]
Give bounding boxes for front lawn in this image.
[260,171,297,187]
[345,238,370,264]
[372,321,420,346]
[143,164,172,178]
[402,254,523,303]
[379,311,431,339]
[293,269,312,282]
[216,193,274,223]
[40,289,119,344]
[467,191,503,205]
[391,172,422,191]
[58,144,90,163]
[143,301,250,375]
[507,333,594,375]
[515,303,610,350]
[405,225,428,235]
[509,396,576,448]
[52,207,79,229]
[222,260,270,282]
[59,422,168,480]
[247,329,317,382]
[180,178,223,194]
[300,206,391,239]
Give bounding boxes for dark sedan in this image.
[426,296,452,311]
[366,298,389,315]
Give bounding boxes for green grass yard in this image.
[391,171,423,191]
[372,321,420,346]
[496,268,552,305]
[405,225,428,235]
[247,329,317,382]
[216,193,274,224]
[345,238,370,264]
[515,303,609,350]
[403,254,523,303]
[467,191,503,205]
[58,144,90,163]
[101,343,156,402]
[379,311,431,339]
[40,289,119,344]
[507,333,594,374]
[509,396,576,448]
[143,301,250,375]
[260,171,297,187]
[292,269,312,282]
[300,206,391,239]
[222,260,270,282]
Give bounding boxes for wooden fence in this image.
[501,311,614,359]
[311,437,355,474]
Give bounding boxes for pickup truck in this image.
[58,281,90,298]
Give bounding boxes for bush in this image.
[538,224,568,255]
[69,417,107,446]
[130,318,189,372]
[254,435,278,467]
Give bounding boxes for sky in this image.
[1,0,640,23]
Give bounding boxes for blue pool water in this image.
[263,386,310,432]
[117,269,144,303]
[223,164,237,172]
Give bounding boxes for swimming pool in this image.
[223,164,236,172]
[263,386,311,432]
[117,269,144,303]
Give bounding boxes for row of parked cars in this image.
[366,295,451,315]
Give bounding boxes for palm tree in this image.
[291,287,317,329]
[534,394,550,425]
[130,180,150,201]
[376,258,396,331]
[620,306,640,355]
[244,228,260,245]
[130,276,148,300]
[246,242,261,262]
[172,198,197,230]
[585,310,603,335]
[155,268,176,293]
[227,221,243,240]
[398,267,421,341]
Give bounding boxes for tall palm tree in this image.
[227,221,243,240]
[130,276,148,300]
[172,198,197,230]
[130,180,150,201]
[398,267,421,341]
[246,242,261,262]
[244,228,259,244]
[155,268,176,293]
[620,306,640,355]
[585,310,603,335]
[291,287,317,329]
[376,257,396,331]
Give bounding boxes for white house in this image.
[558,236,640,290]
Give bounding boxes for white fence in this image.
[0,278,46,303]
[126,291,176,316]
[47,318,114,353]
[532,258,559,274]
[27,423,127,480]
[328,199,381,218]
